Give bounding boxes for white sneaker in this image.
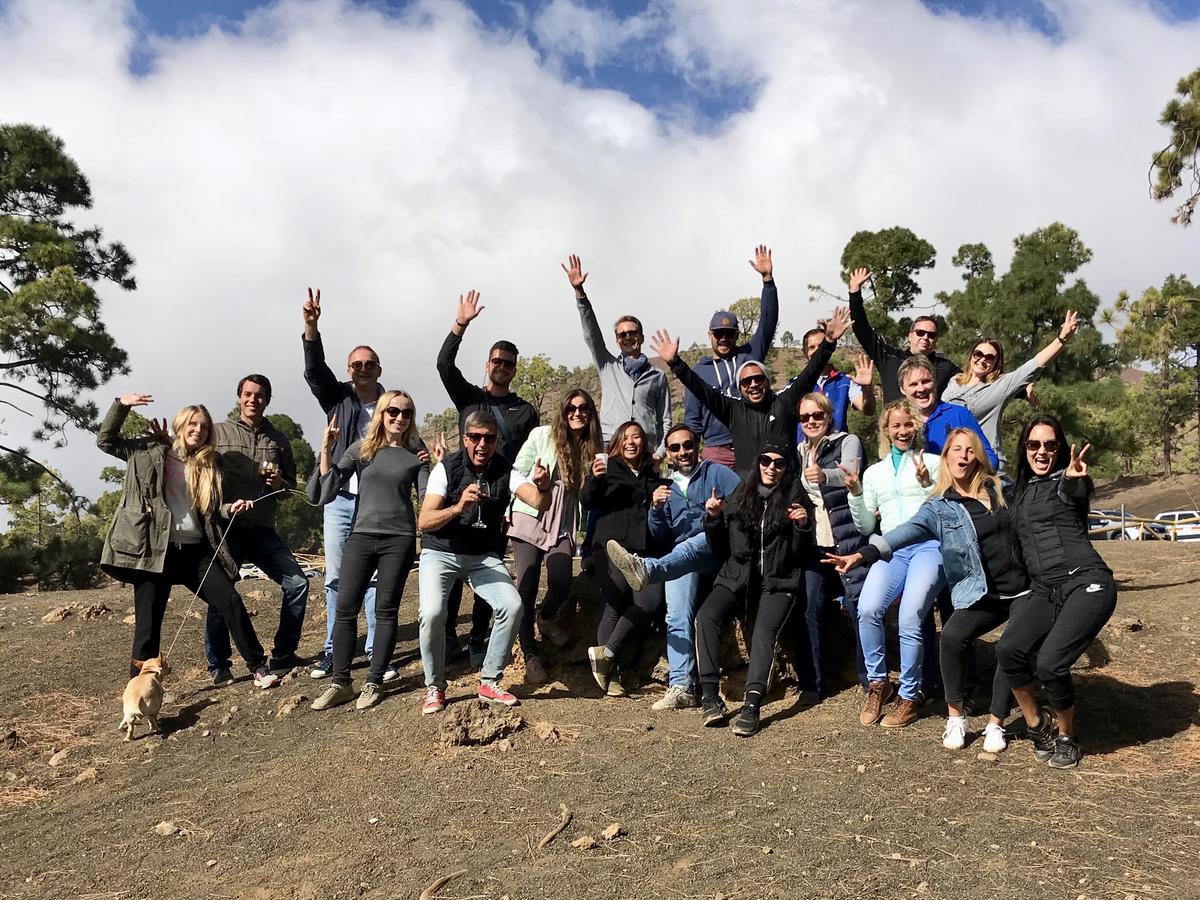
[942,715,968,750]
[382,665,399,684]
[982,722,1008,753]
[651,685,698,711]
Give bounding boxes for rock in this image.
[855,764,866,774]
[122,614,137,625]
[600,822,625,841]
[48,748,69,767]
[41,606,73,624]
[761,846,773,855]
[368,817,379,825]
[977,751,998,763]
[496,738,512,752]
[437,702,525,749]
[78,603,111,621]
[154,820,181,836]
[570,836,597,850]
[1107,616,1143,635]
[533,721,572,743]
[275,695,307,718]
[73,767,98,784]
[218,712,233,726]
[205,860,217,868]
[201,730,211,737]
[3,729,18,750]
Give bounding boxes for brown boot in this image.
[859,679,896,726]
[881,697,919,728]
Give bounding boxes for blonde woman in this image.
[826,428,1029,752]
[308,390,428,710]
[97,394,277,688]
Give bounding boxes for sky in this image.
[1,0,1198,500]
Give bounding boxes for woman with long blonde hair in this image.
[309,390,429,710]
[826,428,1029,752]
[97,393,277,689]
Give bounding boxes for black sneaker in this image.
[1048,735,1083,769]
[212,667,234,688]
[445,635,468,663]
[732,705,761,737]
[701,697,729,727]
[1026,709,1057,761]
[269,653,305,674]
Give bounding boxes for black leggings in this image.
[333,532,416,686]
[996,571,1117,711]
[512,533,575,656]
[697,584,795,709]
[594,544,665,659]
[128,540,265,677]
[939,594,1015,719]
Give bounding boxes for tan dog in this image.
[118,656,171,741]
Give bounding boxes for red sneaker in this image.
[478,682,520,707]
[421,687,446,715]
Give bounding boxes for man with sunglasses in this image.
[302,287,389,680]
[605,423,741,710]
[204,373,310,685]
[792,328,876,434]
[846,267,961,403]
[683,245,779,469]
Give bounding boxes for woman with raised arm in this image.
[582,421,666,698]
[97,394,278,689]
[994,416,1117,768]
[508,389,603,683]
[308,390,428,710]
[847,400,944,728]
[695,440,814,737]
[826,428,1028,752]
[940,312,1078,471]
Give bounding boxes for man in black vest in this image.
[416,411,551,713]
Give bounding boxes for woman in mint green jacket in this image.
[508,390,602,682]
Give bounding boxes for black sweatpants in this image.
[697,583,795,708]
[594,544,665,658]
[128,540,265,677]
[332,532,417,687]
[939,593,1017,719]
[996,571,1117,711]
[512,533,575,656]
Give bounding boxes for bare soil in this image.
[1093,474,1200,517]
[2,541,1199,900]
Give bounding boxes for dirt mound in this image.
[1094,473,1200,517]
[436,701,524,749]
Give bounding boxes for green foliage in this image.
[839,226,937,346]
[0,471,105,590]
[724,297,760,345]
[1150,67,1200,225]
[421,406,461,443]
[512,354,567,417]
[266,412,322,553]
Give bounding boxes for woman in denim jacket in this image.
[826,427,1029,752]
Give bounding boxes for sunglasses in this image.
[384,407,413,419]
[711,329,737,340]
[489,357,516,369]
[798,411,827,424]
[1025,439,1060,453]
[464,432,498,445]
[912,328,938,340]
[349,360,380,372]
[615,330,641,340]
[757,454,786,471]
[971,349,998,363]
[666,440,695,452]
[565,403,591,414]
[740,374,767,388]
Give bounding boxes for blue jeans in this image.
[644,533,720,690]
[856,540,945,700]
[800,552,868,695]
[418,549,524,689]
[323,491,376,657]
[204,524,310,671]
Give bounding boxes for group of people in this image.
[99,247,1115,768]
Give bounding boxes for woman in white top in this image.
[846,400,943,728]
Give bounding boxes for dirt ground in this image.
[2,541,1199,900]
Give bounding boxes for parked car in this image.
[1088,508,1127,541]
[1152,510,1200,542]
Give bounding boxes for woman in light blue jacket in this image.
[827,428,1029,753]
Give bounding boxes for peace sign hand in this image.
[1059,309,1079,344]
[303,288,321,338]
[1065,443,1090,479]
[911,451,931,487]
[705,487,724,517]
[837,462,861,496]
[531,457,551,490]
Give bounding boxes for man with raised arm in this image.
[847,267,960,403]
[301,288,390,681]
[563,254,671,454]
[649,307,853,478]
[791,329,877,435]
[684,245,779,469]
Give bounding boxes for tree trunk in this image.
[1194,343,1200,472]
[1164,426,1174,476]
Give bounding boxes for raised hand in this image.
[911,450,931,487]
[456,289,485,326]
[1065,443,1090,479]
[825,306,853,342]
[1025,383,1039,407]
[748,244,773,280]
[652,484,671,508]
[787,502,808,525]
[649,329,680,365]
[120,392,152,408]
[321,418,340,455]
[848,267,872,294]
[431,432,447,463]
[849,352,874,387]
[303,287,321,332]
[562,254,588,292]
[531,457,551,490]
[837,462,862,496]
[146,417,170,446]
[705,487,724,517]
[823,551,863,574]
[1059,309,1079,344]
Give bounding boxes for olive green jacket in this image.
[96,401,239,582]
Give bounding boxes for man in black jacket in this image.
[846,267,960,403]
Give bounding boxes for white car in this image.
[1152,510,1200,541]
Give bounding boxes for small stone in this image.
[122,614,137,625]
[570,836,597,850]
[977,751,998,762]
[369,817,379,825]
[761,846,773,855]
[600,822,625,840]
[855,764,866,774]
[917,882,929,894]
[79,603,111,620]
[205,860,217,868]
[275,695,307,718]
[862,814,873,822]
[48,748,69,767]
[229,705,239,714]
[72,767,98,784]
[154,820,181,836]
[41,606,73,623]
[201,730,211,737]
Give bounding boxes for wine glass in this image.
[471,475,491,529]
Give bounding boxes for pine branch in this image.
[0,443,78,496]
[0,359,38,371]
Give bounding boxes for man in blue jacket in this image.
[606,424,740,710]
[683,245,779,468]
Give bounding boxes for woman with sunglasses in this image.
[994,417,1116,768]
[508,390,603,683]
[794,392,869,699]
[826,428,1029,752]
[309,390,428,710]
[941,311,1078,470]
[696,441,813,736]
[846,400,944,728]
[583,421,667,697]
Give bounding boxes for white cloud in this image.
[0,0,1195,498]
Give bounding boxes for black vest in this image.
[812,433,869,600]
[421,449,512,556]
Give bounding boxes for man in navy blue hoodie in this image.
[683,245,779,468]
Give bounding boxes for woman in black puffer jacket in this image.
[695,440,815,737]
